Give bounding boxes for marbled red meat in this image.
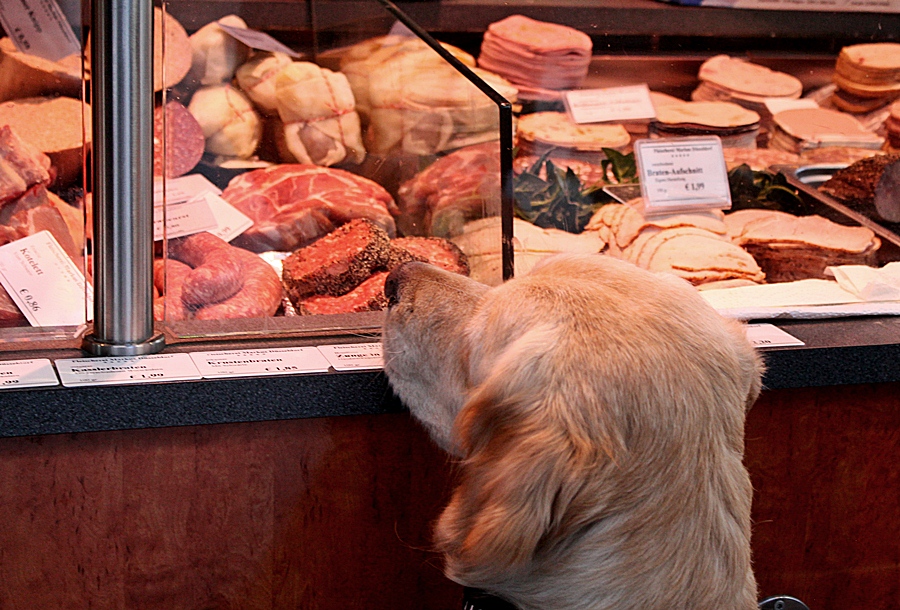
[222,164,399,252]
[396,141,501,237]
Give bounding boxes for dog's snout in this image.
[384,261,425,308]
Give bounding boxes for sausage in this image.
[153,258,193,321]
[193,247,283,320]
[168,232,244,307]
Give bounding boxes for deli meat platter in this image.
[777,164,900,255]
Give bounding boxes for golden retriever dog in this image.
[382,253,763,610]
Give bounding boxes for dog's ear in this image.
[433,329,622,587]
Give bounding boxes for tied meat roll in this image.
[274,62,365,167]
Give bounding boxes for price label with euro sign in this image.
[634,136,731,216]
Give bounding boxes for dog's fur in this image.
[382,254,762,610]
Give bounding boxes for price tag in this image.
[564,84,656,124]
[56,353,201,387]
[203,192,254,243]
[634,137,731,215]
[153,195,218,241]
[317,343,383,371]
[0,0,80,62]
[217,22,301,57]
[744,323,805,348]
[155,175,222,206]
[0,358,59,389]
[0,231,91,327]
[189,347,330,378]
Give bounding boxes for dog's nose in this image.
[384,261,426,308]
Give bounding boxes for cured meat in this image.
[298,271,389,315]
[396,141,501,237]
[194,247,283,320]
[725,208,880,282]
[223,164,398,252]
[388,237,469,275]
[165,232,282,319]
[0,124,51,203]
[281,218,391,304]
[476,15,591,92]
[153,101,205,178]
[0,184,82,259]
[153,258,193,321]
[820,153,900,222]
[168,232,244,306]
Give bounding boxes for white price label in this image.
[56,353,201,387]
[0,0,80,61]
[203,192,254,243]
[634,137,731,215]
[565,84,656,124]
[190,347,330,378]
[317,343,383,371]
[153,196,218,241]
[0,231,90,327]
[0,358,59,389]
[154,174,222,206]
[744,323,805,348]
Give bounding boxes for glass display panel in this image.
[155,0,513,340]
[0,0,88,345]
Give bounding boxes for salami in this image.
[154,101,205,178]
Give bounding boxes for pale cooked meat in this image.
[725,208,878,253]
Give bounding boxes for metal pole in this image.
[82,0,164,355]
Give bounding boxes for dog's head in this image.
[383,253,762,610]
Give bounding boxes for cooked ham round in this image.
[224,164,399,252]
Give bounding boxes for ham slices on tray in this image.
[222,164,399,252]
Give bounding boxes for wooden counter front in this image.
[1,383,898,609]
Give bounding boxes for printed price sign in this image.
[317,343,383,371]
[189,347,330,378]
[744,323,805,348]
[564,84,656,124]
[0,231,91,327]
[0,0,80,61]
[0,358,59,389]
[634,137,731,215]
[56,353,201,387]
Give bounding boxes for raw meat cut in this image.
[222,164,398,252]
[397,141,501,237]
[388,237,469,275]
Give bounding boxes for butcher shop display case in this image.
[2,0,900,352]
[0,0,515,349]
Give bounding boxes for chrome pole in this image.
[82,0,164,355]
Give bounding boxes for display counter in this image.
[1,2,899,609]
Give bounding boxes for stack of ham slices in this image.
[477,15,592,97]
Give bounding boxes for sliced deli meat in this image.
[725,209,880,282]
[476,15,592,92]
[223,164,399,252]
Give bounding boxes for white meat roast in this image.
[222,164,399,252]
